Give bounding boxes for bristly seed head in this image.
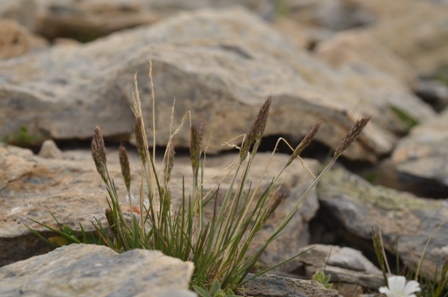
[240,96,272,162]
[119,144,131,193]
[135,116,147,164]
[164,140,175,184]
[190,120,204,170]
[287,121,322,166]
[334,116,371,158]
[91,126,108,183]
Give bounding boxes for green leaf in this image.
[193,285,212,297]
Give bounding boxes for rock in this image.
[384,108,448,197]
[38,139,62,159]
[276,0,375,31]
[33,0,275,40]
[367,1,448,75]
[0,244,196,297]
[0,20,31,59]
[243,273,343,297]
[414,78,448,111]
[317,166,448,281]
[34,0,160,41]
[0,7,435,163]
[0,142,320,270]
[293,244,383,290]
[0,0,37,31]
[315,30,416,87]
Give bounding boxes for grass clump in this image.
[30,63,370,294]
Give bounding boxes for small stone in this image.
[38,139,62,159]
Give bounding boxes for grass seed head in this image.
[119,144,131,193]
[287,121,322,166]
[164,140,175,184]
[240,96,272,162]
[91,126,108,183]
[135,116,147,164]
[334,116,371,158]
[190,121,204,170]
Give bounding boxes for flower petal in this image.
[378,286,391,295]
[403,280,421,294]
[388,276,406,293]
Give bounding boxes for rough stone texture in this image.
[0,244,196,297]
[0,142,319,270]
[243,273,342,297]
[293,244,383,290]
[277,0,375,31]
[315,30,415,86]
[0,20,31,59]
[33,0,275,40]
[0,0,37,31]
[414,78,448,111]
[38,139,62,159]
[382,108,448,197]
[0,7,434,162]
[367,0,448,75]
[317,166,448,281]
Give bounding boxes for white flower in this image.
[379,276,421,297]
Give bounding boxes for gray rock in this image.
[315,30,415,87]
[38,139,62,159]
[0,244,196,297]
[0,20,31,59]
[414,78,448,112]
[0,7,434,162]
[317,166,448,281]
[368,0,448,75]
[382,108,448,197]
[242,273,342,297]
[293,244,384,290]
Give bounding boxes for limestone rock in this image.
[0,244,196,297]
[317,166,448,281]
[0,0,37,31]
[315,30,415,86]
[367,1,448,75]
[38,139,62,159]
[0,7,434,163]
[386,108,448,197]
[243,273,342,297]
[294,244,383,290]
[0,20,31,59]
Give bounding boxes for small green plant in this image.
[2,125,41,147]
[30,62,370,294]
[194,279,241,297]
[312,270,333,289]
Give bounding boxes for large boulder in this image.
[0,244,196,297]
[0,7,434,162]
[317,166,448,281]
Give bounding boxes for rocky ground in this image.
[1,1,448,296]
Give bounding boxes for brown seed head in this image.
[240,96,272,162]
[164,140,175,184]
[334,116,371,158]
[190,121,203,170]
[119,144,131,193]
[134,116,147,164]
[287,121,322,166]
[91,126,108,183]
